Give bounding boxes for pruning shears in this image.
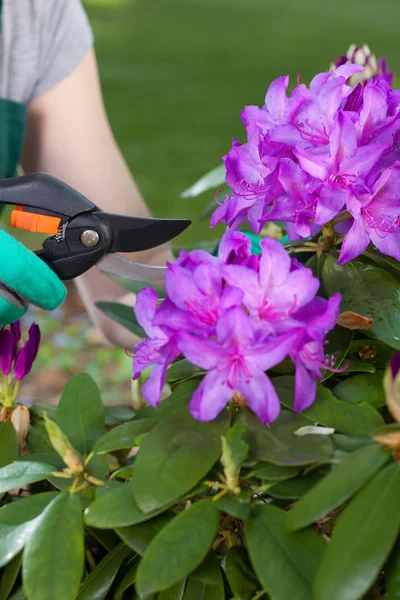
[0,172,191,300]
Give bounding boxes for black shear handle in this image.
[0,173,96,218]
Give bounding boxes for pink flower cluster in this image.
[211,59,400,263]
[133,232,340,424]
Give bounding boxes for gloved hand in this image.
[0,229,66,325]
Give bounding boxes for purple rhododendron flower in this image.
[14,324,41,381]
[133,231,341,424]
[211,50,400,264]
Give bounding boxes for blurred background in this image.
[17,0,400,405]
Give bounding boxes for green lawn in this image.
[84,0,400,244]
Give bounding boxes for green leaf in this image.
[166,359,202,383]
[104,406,135,426]
[321,327,353,381]
[364,248,400,282]
[27,422,59,458]
[0,462,55,495]
[135,379,199,422]
[268,472,323,500]
[158,580,186,599]
[112,556,140,600]
[322,253,400,350]
[116,513,173,555]
[180,164,225,198]
[386,539,400,598]
[286,443,391,532]
[76,542,132,600]
[23,491,84,600]
[92,419,158,455]
[137,500,220,595]
[238,409,333,467]
[332,434,373,453]
[246,504,325,600]
[216,494,251,520]
[56,373,106,455]
[0,493,58,568]
[343,358,376,373]
[0,423,18,469]
[313,462,400,600]
[223,546,259,600]
[84,483,166,529]
[274,376,384,434]
[0,552,21,600]
[85,527,120,552]
[132,408,229,513]
[182,553,224,600]
[96,302,145,337]
[333,372,386,408]
[250,463,300,482]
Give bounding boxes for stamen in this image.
[363,208,400,237]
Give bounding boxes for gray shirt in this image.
[0,0,93,104]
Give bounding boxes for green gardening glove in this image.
[0,229,66,325]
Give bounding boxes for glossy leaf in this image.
[166,359,202,383]
[112,556,140,600]
[84,483,166,529]
[132,408,229,513]
[314,462,400,600]
[76,542,133,600]
[96,301,145,337]
[0,492,57,568]
[268,472,323,500]
[0,552,21,600]
[386,539,400,598]
[322,254,400,350]
[216,495,251,520]
[137,500,220,595]
[23,491,84,600]
[158,580,186,600]
[274,376,384,434]
[0,462,55,495]
[250,464,300,482]
[332,434,372,453]
[180,164,225,198]
[321,327,353,382]
[56,373,105,455]
[238,409,333,467]
[0,423,18,469]
[92,419,158,455]
[286,443,391,532]
[107,274,162,294]
[135,379,199,422]
[333,372,386,408]
[246,504,325,600]
[182,553,224,600]
[364,248,400,282]
[116,513,173,555]
[223,547,259,600]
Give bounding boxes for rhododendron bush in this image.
[1,46,400,600]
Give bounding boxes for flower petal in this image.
[239,369,281,424]
[294,360,317,412]
[189,370,233,421]
[338,217,370,264]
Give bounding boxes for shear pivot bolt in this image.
[81,230,100,247]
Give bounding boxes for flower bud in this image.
[336,311,373,330]
[0,329,17,375]
[333,44,394,86]
[14,324,40,381]
[44,414,83,472]
[10,405,30,451]
[383,353,400,423]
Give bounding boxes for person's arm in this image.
[21,48,174,349]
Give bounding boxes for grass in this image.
[84,0,400,244]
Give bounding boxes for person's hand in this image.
[0,229,66,325]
